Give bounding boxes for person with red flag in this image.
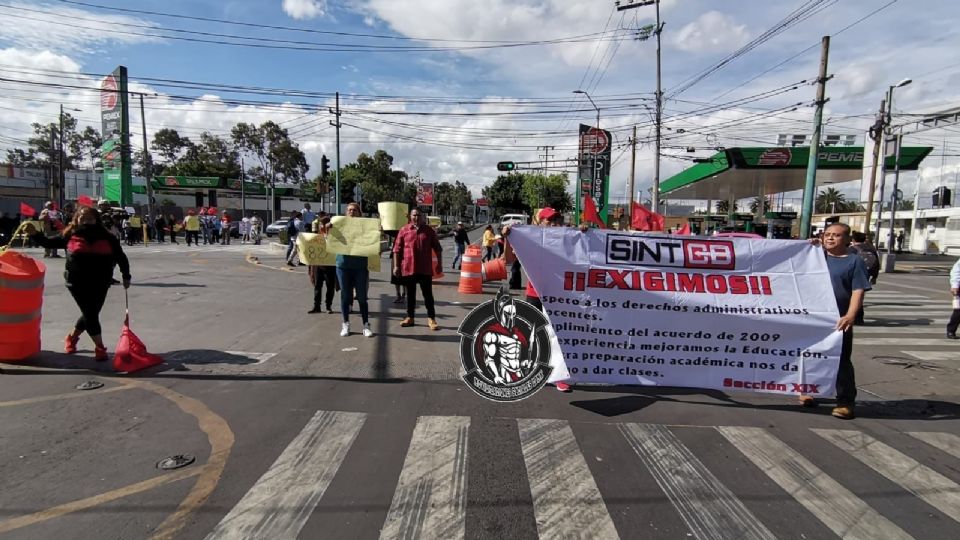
[631,201,665,232]
[582,195,606,229]
[23,206,131,361]
[20,202,37,218]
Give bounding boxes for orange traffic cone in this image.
[458,245,483,294]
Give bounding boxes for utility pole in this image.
[329,92,342,215]
[138,94,154,224]
[58,104,65,209]
[240,157,246,217]
[616,0,663,211]
[885,130,903,262]
[799,36,831,239]
[863,98,886,242]
[628,125,637,217]
[49,126,57,203]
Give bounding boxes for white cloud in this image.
[672,11,750,53]
[282,0,327,20]
[0,2,158,54]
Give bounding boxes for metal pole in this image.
[138,94,154,225]
[873,87,894,241]
[798,36,830,239]
[863,98,885,242]
[885,132,903,265]
[59,104,65,209]
[651,0,662,212]
[49,127,56,203]
[334,91,342,215]
[240,157,246,216]
[628,125,637,221]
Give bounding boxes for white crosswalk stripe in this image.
[210,412,960,539]
[902,351,960,362]
[813,429,960,524]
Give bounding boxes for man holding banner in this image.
[307,212,337,315]
[394,208,442,331]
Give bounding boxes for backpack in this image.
[851,245,879,273]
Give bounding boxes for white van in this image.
[499,213,529,227]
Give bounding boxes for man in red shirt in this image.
[393,208,443,330]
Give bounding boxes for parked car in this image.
[265,218,289,237]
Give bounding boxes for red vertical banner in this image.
[417,183,435,206]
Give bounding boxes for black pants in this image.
[510,259,523,290]
[405,274,436,319]
[156,228,165,243]
[313,267,337,310]
[67,284,110,337]
[948,309,960,335]
[186,230,199,245]
[836,329,856,406]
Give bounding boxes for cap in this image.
[538,207,559,222]
[457,221,463,225]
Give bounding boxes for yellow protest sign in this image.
[378,202,409,231]
[326,216,381,257]
[296,232,336,266]
[427,216,441,228]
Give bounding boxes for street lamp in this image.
[573,90,601,227]
[882,78,912,265]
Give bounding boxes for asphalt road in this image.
[2,237,959,540]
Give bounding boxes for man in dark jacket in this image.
[452,221,469,270]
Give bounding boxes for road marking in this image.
[621,424,775,540]
[902,351,959,362]
[865,309,948,315]
[0,468,201,534]
[864,293,929,299]
[854,338,956,346]
[880,282,953,293]
[852,327,944,334]
[717,427,912,540]
[0,384,133,408]
[205,410,365,540]
[223,351,277,364]
[907,432,960,459]
[380,416,469,540]
[518,419,619,539]
[814,429,960,524]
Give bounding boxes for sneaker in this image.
[947,333,958,340]
[798,395,818,408]
[427,318,439,331]
[308,307,323,314]
[555,382,572,393]
[64,335,79,354]
[326,307,334,314]
[400,317,415,327]
[340,323,350,337]
[363,323,374,338]
[831,405,855,420]
[94,346,109,362]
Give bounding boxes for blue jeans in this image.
[452,242,465,269]
[336,267,369,324]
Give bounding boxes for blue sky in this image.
[1,0,959,205]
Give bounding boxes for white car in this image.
[265,218,289,237]
[499,213,529,227]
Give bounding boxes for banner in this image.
[378,202,409,231]
[100,66,131,205]
[298,232,380,271]
[508,227,843,397]
[326,216,382,257]
[577,124,611,224]
[416,183,434,206]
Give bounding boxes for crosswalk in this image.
[122,242,274,255]
[205,411,960,539]
[858,286,957,367]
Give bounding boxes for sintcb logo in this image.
[458,289,553,402]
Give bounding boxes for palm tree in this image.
[815,187,847,213]
[715,200,731,214]
[749,196,772,214]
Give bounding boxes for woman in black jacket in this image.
[25,206,131,361]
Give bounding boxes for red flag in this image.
[631,202,665,232]
[113,315,164,373]
[77,195,94,207]
[582,195,606,229]
[19,202,36,217]
[677,222,691,235]
[650,211,665,232]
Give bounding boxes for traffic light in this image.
[497,161,516,172]
[321,154,330,179]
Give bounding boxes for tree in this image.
[450,181,473,218]
[815,187,851,213]
[231,121,308,184]
[5,111,81,169]
[73,126,102,170]
[749,196,773,215]
[483,173,528,216]
[151,128,191,167]
[715,199,731,214]
[521,173,573,214]
[351,150,412,212]
[433,181,454,217]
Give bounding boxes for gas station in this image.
[658,145,933,237]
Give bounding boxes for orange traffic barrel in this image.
[458,245,483,294]
[432,251,444,281]
[0,250,45,361]
[482,258,507,282]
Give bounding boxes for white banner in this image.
[509,227,843,397]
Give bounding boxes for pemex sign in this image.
[100,66,131,205]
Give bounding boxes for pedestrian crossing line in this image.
[813,429,960,524]
[907,432,960,460]
[380,416,470,540]
[518,419,619,539]
[865,294,929,300]
[204,410,366,540]
[854,338,956,346]
[717,427,913,540]
[621,424,775,540]
[866,309,948,316]
[902,351,958,362]
[853,327,944,334]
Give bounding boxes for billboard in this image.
[577,124,611,223]
[100,66,132,205]
[417,182,434,206]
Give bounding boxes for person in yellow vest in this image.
[128,214,141,245]
[183,210,201,246]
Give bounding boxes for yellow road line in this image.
[0,385,134,408]
[0,468,200,534]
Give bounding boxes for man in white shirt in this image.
[301,203,316,228]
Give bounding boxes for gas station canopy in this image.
[659,146,933,201]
